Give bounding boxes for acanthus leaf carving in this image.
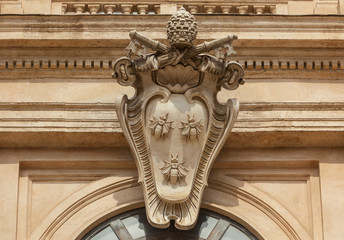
[113,7,245,230]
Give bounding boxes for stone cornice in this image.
[1,58,343,72]
[1,15,344,47]
[1,59,344,82]
[0,102,342,148]
[0,14,343,148]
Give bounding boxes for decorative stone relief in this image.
[113,7,244,230]
[160,153,189,184]
[60,3,278,15]
[179,114,203,139]
[148,113,173,138]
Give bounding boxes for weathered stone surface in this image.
[113,8,244,229]
[0,3,344,240]
[1,15,344,48]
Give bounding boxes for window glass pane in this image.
[198,216,218,239]
[121,215,146,239]
[221,225,251,240]
[83,208,257,240]
[91,226,119,240]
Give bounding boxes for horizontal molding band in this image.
[239,102,344,110]
[0,131,343,148]
[0,102,342,133]
[0,102,116,110]
[1,15,344,48]
[1,59,344,72]
[0,101,342,110]
[2,15,344,31]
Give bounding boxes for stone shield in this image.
[115,61,241,229]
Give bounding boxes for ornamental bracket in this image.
[113,7,244,230]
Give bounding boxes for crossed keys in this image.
[126,30,237,64]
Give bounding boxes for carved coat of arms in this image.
[113,7,244,230]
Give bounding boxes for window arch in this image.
[83,208,258,240]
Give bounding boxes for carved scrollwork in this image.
[113,7,244,230]
[112,57,136,86]
[133,55,159,72]
[198,55,226,75]
[222,61,245,90]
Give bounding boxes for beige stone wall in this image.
[1,148,343,239]
[0,11,344,240]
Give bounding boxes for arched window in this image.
[83,208,258,240]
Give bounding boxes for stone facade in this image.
[2,0,344,15]
[0,1,344,240]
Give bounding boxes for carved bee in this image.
[148,113,173,138]
[160,153,189,184]
[179,113,203,139]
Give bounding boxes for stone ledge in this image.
[0,130,343,148]
[0,102,341,131]
[1,15,344,47]
[1,59,344,73]
[0,102,342,148]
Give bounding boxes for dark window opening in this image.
[83,208,258,240]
